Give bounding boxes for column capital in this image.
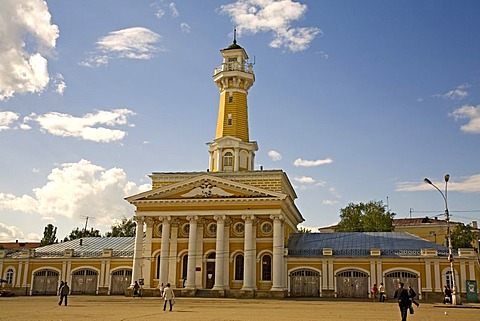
[144,217,155,227]
[186,215,199,222]
[133,216,144,224]
[160,216,172,224]
[242,214,255,223]
[270,214,284,222]
[214,215,226,223]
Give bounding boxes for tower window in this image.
[223,152,233,171]
[227,114,233,126]
[228,94,233,103]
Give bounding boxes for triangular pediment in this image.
[126,174,286,203]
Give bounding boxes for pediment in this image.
[126,174,286,203]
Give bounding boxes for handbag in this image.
[409,306,414,314]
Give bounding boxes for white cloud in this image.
[0,223,25,242]
[219,0,321,52]
[322,199,338,205]
[53,73,66,95]
[449,105,480,134]
[0,160,151,228]
[396,174,480,193]
[181,22,191,33]
[81,27,163,67]
[24,108,136,142]
[432,83,470,100]
[268,150,282,161]
[0,0,59,100]
[155,8,165,19]
[170,2,179,17]
[0,111,20,131]
[294,158,333,167]
[294,176,315,184]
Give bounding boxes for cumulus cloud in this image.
[0,160,151,227]
[294,158,333,167]
[268,150,282,161]
[0,223,25,242]
[53,73,66,95]
[181,22,191,33]
[396,174,480,193]
[81,27,163,67]
[432,83,470,100]
[449,105,480,134]
[0,0,59,100]
[24,108,136,142]
[0,111,20,131]
[294,176,315,184]
[219,0,321,52]
[170,2,180,17]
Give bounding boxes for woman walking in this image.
[162,283,175,312]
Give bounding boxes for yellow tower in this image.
[208,32,258,172]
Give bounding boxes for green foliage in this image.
[105,217,136,237]
[40,224,58,246]
[335,201,395,232]
[450,223,478,249]
[63,227,101,241]
[298,227,312,233]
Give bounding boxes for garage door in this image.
[336,270,369,298]
[290,269,321,297]
[32,270,59,295]
[110,269,132,295]
[71,269,98,294]
[385,271,418,299]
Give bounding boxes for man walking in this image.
[378,283,386,302]
[162,283,175,312]
[58,282,70,306]
[394,282,410,321]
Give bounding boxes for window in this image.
[207,222,217,236]
[156,255,161,279]
[262,255,272,281]
[6,268,14,284]
[182,223,190,235]
[261,222,273,235]
[223,152,233,171]
[233,222,245,236]
[227,114,233,125]
[182,255,188,281]
[228,96,233,103]
[234,254,244,280]
[446,271,454,290]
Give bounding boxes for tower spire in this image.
[233,28,237,44]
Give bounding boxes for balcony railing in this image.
[214,62,254,75]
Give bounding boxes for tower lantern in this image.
[207,33,258,172]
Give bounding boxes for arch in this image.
[288,267,322,297]
[70,267,99,295]
[260,253,272,281]
[334,268,369,298]
[239,150,248,169]
[229,249,244,261]
[234,253,244,281]
[30,268,60,296]
[383,268,421,300]
[222,150,234,172]
[3,266,16,285]
[441,267,460,292]
[109,267,133,295]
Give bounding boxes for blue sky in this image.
[1,0,479,242]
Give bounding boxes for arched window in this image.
[234,254,244,280]
[6,268,14,284]
[446,270,454,290]
[182,255,188,284]
[261,254,272,281]
[156,255,161,279]
[223,152,233,171]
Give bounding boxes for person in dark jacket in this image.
[408,286,419,307]
[58,282,70,306]
[394,282,410,321]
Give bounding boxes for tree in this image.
[63,227,101,241]
[450,223,478,249]
[335,201,395,232]
[105,217,136,237]
[40,224,58,246]
[298,227,312,233]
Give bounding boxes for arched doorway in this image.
[385,271,418,299]
[71,269,98,294]
[205,252,215,289]
[110,269,132,295]
[336,270,369,298]
[290,269,320,297]
[32,269,59,295]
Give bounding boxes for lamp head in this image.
[444,174,450,182]
[424,178,433,185]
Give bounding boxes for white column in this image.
[234,148,239,171]
[217,148,223,171]
[131,216,144,286]
[460,262,466,293]
[15,262,22,287]
[168,221,178,287]
[468,262,475,281]
[22,260,29,287]
[322,259,328,291]
[100,261,105,288]
[369,261,376,295]
[425,261,432,291]
[213,215,225,290]
[61,260,67,284]
[223,220,230,289]
[105,261,111,287]
[185,216,198,289]
[270,214,284,290]
[434,261,441,292]
[195,219,204,288]
[143,218,154,288]
[328,261,334,290]
[376,262,383,288]
[159,216,171,284]
[241,214,255,290]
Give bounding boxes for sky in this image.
[1,0,479,242]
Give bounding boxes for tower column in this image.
[241,214,256,290]
[271,214,284,290]
[234,148,239,171]
[159,216,171,284]
[185,216,198,289]
[213,215,226,290]
[131,216,144,287]
[168,220,178,287]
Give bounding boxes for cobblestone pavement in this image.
[0,296,479,321]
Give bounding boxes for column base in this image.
[237,289,255,298]
[181,288,197,297]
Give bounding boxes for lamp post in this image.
[424,174,460,305]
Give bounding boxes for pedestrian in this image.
[162,283,175,312]
[394,282,410,321]
[133,281,140,297]
[378,283,386,302]
[59,280,64,291]
[58,281,70,306]
[408,286,419,307]
[443,285,452,304]
[371,283,378,301]
[159,282,165,297]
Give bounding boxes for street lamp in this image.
[424,174,460,305]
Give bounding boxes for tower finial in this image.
[233,28,237,44]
